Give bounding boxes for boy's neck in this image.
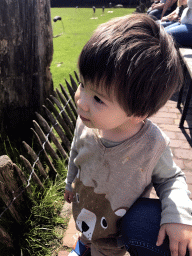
[98,120,145,142]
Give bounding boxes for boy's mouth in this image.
[80,115,90,122]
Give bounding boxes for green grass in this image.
[50,7,136,89]
[0,135,68,255]
[20,162,68,256]
[0,161,68,256]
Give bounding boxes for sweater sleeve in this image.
[152,146,192,226]
[65,129,79,192]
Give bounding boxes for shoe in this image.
[68,239,91,256]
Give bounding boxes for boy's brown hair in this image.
[78,14,183,117]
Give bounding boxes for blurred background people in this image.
[160,0,187,27]
[147,0,177,20]
[164,0,192,47]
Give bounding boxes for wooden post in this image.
[0,226,14,255]
[0,155,27,222]
[0,0,53,142]
[0,155,29,254]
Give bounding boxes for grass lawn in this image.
[50,7,136,89]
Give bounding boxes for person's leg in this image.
[120,198,171,256]
[165,23,192,47]
[160,20,177,28]
[164,21,180,29]
[148,9,163,20]
[120,198,189,256]
[148,8,172,20]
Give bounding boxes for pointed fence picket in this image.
[20,72,78,186]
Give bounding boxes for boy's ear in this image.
[131,115,148,124]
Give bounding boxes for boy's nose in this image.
[75,89,89,112]
[76,98,89,112]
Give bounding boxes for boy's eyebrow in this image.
[79,76,113,102]
[92,88,113,102]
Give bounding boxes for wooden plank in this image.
[65,79,76,104]
[43,105,73,150]
[179,48,192,78]
[12,164,31,194]
[60,83,77,118]
[46,99,73,141]
[32,120,60,161]
[31,126,58,179]
[33,120,68,161]
[43,105,72,150]
[0,182,21,223]
[49,95,75,132]
[0,226,14,251]
[74,71,80,83]
[56,88,76,127]
[20,156,44,189]
[45,102,73,146]
[35,111,71,152]
[70,74,78,92]
[0,156,23,222]
[22,141,47,179]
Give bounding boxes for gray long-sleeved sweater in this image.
[66,117,192,248]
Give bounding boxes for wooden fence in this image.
[0,72,78,254]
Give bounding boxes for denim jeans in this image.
[120,198,189,256]
[148,9,171,20]
[148,9,163,20]
[165,22,192,47]
[160,20,177,28]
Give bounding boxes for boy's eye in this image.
[94,96,103,104]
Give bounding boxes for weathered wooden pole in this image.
[0,0,53,142]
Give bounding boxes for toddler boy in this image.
[65,14,192,256]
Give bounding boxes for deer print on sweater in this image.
[72,177,128,248]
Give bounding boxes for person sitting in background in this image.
[160,0,187,27]
[147,0,177,20]
[165,0,192,47]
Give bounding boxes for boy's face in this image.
[75,79,140,134]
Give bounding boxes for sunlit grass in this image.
[20,163,68,256]
[50,7,136,89]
